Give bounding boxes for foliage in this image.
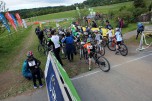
[133,0,146,8]
[148,2,152,11]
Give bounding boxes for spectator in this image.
[118,17,124,32]
[26,51,43,89]
[22,60,32,80]
[105,20,113,29]
[38,30,44,45]
[35,26,40,35]
[62,32,75,62]
[92,21,98,28]
[49,30,63,66]
[136,22,144,40]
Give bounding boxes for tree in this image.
[0,1,8,34]
[133,0,145,8]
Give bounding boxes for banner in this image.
[22,19,27,28]
[0,13,11,32]
[11,14,18,27]
[45,52,81,101]
[15,13,23,27]
[5,12,17,31]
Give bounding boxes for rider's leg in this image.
[89,57,92,71]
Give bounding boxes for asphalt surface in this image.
[2,26,152,101]
[72,47,152,101]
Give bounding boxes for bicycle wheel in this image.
[119,44,128,56]
[98,46,105,56]
[38,44,44,54]
[107,41,116,51]
[101,37,107,47]
[97,56,110,72]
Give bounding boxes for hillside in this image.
[10,0,133,19]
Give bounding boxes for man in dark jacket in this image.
[35,26,40,35]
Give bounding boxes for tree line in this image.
[10,0,133,19]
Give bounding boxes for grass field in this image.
[26,1,133,22]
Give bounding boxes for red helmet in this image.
[27,51,33,57]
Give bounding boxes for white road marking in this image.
[71,53,152,81]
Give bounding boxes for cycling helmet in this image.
[94,30,98,33]
[115,28,119,31]
[87,38,91,43]
[99,26,102,29]
[84,32,88,35]
[27,51,33,57]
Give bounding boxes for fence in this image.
[45,52,81,101]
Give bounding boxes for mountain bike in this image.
[91,51,110,72]
[94,40,105,56]
[107,38,128,56]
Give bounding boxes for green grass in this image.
[0,27,32,73]
[26,1,133,22]
[0,26,47,100]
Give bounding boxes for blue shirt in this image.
[62,35,74,44]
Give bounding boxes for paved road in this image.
[2,87,48,101]
[2,26,152,101]
[72,47,152,101]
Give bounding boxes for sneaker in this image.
[34,86,37,89]
[39,85,43,88]
[115,51,119,55]
[89,67,92,71]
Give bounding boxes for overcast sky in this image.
[3,0,86,11]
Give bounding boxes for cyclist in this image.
[99,26,103,35]
[26,51,43,89]
[83,39,95,71]
[106,27,113,42]
[114,28,123,54]
[94,30,102,45]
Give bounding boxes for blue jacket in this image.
[22,60,31,77]
[137,23,144,31]
[62,35,74,44]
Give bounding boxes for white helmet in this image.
[84,32,88,35]
[115,28,119,31]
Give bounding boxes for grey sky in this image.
[3,0,86,11]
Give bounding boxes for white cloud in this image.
[3,0,86,11]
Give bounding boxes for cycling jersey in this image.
[115,31,122,42]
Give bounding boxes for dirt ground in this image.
[0,27,36,100]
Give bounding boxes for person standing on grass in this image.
[35,26,40,35]
[49,29,63,66]
[38,30,44,45]
[118,17,124,32]
[26,51,43,89]
[62,32,75,62]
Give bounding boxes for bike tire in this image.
[97,56,110,72]
[38,44,44,53]
[119,44,128,56]
[98,46,105,56]
[107,41,116,51]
